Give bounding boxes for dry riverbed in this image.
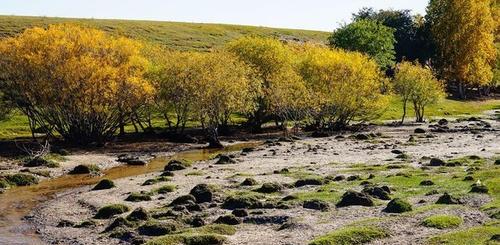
[2,113,500,245]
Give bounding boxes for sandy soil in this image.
[26,113,500,245]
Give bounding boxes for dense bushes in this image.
[0,24,153,145]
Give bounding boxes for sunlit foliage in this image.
[297,45,388,129]
[394,61,445,123]
[0,24,153,144]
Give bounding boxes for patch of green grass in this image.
[94,204,130,219]
[125,192,152,202]
[143,176,171,186]
[185,171,205,176]
[309,226,388,245]
[152,185,176,194]
[379,96,500,121]
[422,215,463,229]
[3,173,38,186]
[427,223,500,245]
[147,233,227,245]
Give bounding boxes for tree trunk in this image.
[400,99,407,125]
[206,127,223,148]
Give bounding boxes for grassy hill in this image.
[0,15,330,51]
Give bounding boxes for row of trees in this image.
[329,0,498,98]
[1,24,439,146]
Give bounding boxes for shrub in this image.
[154,185,176,194]
[0,24,153,145]
[422,215,463,229]
[94,204,130,219]
[297,45,388,129]
[5,174,38,186]
[256,182,284,193]
[309,226,388,245]
[138,221,178,236]
[125,192,152,202]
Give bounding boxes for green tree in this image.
[329,19,396,69]
[426,0,496,98]
[394,61,445,123]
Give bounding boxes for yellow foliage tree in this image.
[297,45,388,129]
[226,36,306,129]
[394,61,445,123]
[427,0,496,97]
[0,24,153,144]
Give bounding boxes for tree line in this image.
[0,0,497,146]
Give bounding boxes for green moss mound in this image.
[94,204,130,219]
[147,234,226,245]
[427,224,500,244]
[309,226,388,245]
[125,192,152,202]
[92,179,115,190]
[422,215,463,229]
[383,198,412,213]
[4,173,38,186]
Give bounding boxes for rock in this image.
[92,179,115,190]
[438,119,448,126]
[311,131,330,138]
[161,171,175,177]
[241,178,258,186]
[303,200,330,211]
[242,147,255,153]
[256,183,284,193]
[190,184,213,203]
[463,176,474,181]
[56,220,75,227]
[74,220,96,228]
[330,175,345,181]
[232,209,249,217]
[495,159,500,165]
[347,175,361,181]
[168,195,197,206]
[425,190,439,196]
[294,178,324,188]
[190,216,205,227]
[126,207,150,222]
[419,180,435,186]
[243,215,290,225]
[69,165,94,174]
[391,149,403,154]
[429,158,446,166]
[490,234,500,242]
[138,221,178,236]
[336,191,374,207]
[214,214,241,225]
[281,195,298,201]
[414,128,426,134]
[470,184,488,193]
[216,155,236,165]
[435,193,462,205]
[384,198,412,213]
[164,160,188,171]
[354,134,370,140]
[362,186,391,200]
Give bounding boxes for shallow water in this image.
[0,142,258,245]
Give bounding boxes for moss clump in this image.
[147,234,226,245]
[0,178,10,189]
[92,179,115,190]
[427,224,500,244]
[222,195,263,210]
[384,198,412,213]
[256,182,283,193]
[422,215,463,229]
[309,226,388,245]
[69,164,100,174]
[125,192,152,202]
[153,185,176,194]
[143,176,171,186]
[241,178,258,186]
[94,204,130,219]
[138,221,179,236]
[5,173,38,186]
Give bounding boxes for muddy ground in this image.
[2,112,500,245]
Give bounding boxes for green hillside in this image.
[0,15,330,51]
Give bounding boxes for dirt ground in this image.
[18,112,499,245]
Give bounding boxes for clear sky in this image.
[0,0,429,31]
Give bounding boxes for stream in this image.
[0,142,258,245]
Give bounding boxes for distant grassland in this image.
[0,15,330,51]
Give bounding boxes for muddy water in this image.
[0,142,259,245]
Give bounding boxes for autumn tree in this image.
[297,45,388,129]
[394,61,445,123]
[329,19,396,69]
[0,24,153,145]
[427,0,496,98]
[190,51,258,148]
[226,37,301,129]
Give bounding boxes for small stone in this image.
[214,214,241,225]
[232,209,249,217]
[303,200,330,211]
[336,191,374,207]
[419,180,435,186]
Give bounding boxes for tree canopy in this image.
[328,19,396,69]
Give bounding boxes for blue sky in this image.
[0,0,429,31]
